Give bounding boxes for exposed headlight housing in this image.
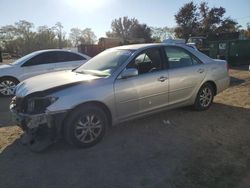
[27,96,58,114]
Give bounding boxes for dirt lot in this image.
[0,66,250,188]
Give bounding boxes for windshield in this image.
[75,49,133,77]
[11,51,40,65]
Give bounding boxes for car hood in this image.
[15,70,101,97]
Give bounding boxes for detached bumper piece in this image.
[12,113,55,152]
[19,124,55,152]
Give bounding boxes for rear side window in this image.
[57,52,86,62]
[23,52,58,66]
[164,47,201,69]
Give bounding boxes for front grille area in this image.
[14,97,27,113]
[12,95,51,114]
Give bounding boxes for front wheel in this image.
[64,105,107,148]
[0,77,19,97]
[194,83,214,111]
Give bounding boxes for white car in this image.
[0,49,90,96]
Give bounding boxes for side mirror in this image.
[120,68,138,79]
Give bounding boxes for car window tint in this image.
[57,51,86,62]
[164,47,199,69]
[127,48,162,74]
[24,52,58,66]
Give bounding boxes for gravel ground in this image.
[0,66,249,188]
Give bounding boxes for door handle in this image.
[197,68,204,73]
[157,76,168,82]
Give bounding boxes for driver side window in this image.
[127,48,162,74]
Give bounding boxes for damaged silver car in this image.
[10,43,230,151]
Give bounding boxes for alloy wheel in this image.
[199,87,212,107]
[74,114,103,143]
[0,80,17,96]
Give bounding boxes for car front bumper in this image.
[9,101,68,151]
[10,100,67,129]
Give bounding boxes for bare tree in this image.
[69,27,97,46]
[69,28,85,47]
[53,22,64,48]
[151,26,175,42]
[82,28,96,44]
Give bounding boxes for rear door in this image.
[54,51,87,71]
[114,47,169,120]
[164,46,206,105]
[20,51,58,80]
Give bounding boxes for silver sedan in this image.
[10,43,230,151]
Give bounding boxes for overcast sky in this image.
[0,0,249,38]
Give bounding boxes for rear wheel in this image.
[0,77,19,97]
[194,83,214,111]
[64,105,107,148]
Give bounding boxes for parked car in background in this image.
[0,49,90,96]
[10,43,229,151]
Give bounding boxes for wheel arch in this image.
[203,80,217,95]
[0,76,20,83]
[66,100,113,127]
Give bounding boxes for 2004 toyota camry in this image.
[10,43,230,151]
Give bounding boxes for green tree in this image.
[0,25,16,50]
[130,24,152,42]
[174,1,240,41]
[34,26,58,49]
[198,2,239,34]
[106,16,152,43]
[216,18,240,33]
[106,17,138,42]
[0,20,72,56]
[0,20,36,55]
[14,20,36,55]
[174,2,199,41]
[241,23,250,39]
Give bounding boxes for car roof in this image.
[112,43,192,51]
[113,43,162,50]
[30,49,90,59]
[111,43,212,63]
[34,49,79,54]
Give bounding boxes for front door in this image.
[114,47,169,121]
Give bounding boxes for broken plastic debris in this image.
[163,119,171,125]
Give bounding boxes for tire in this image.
[0,77,19,97]
[194,83,214,111]
[64,105,107,148]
